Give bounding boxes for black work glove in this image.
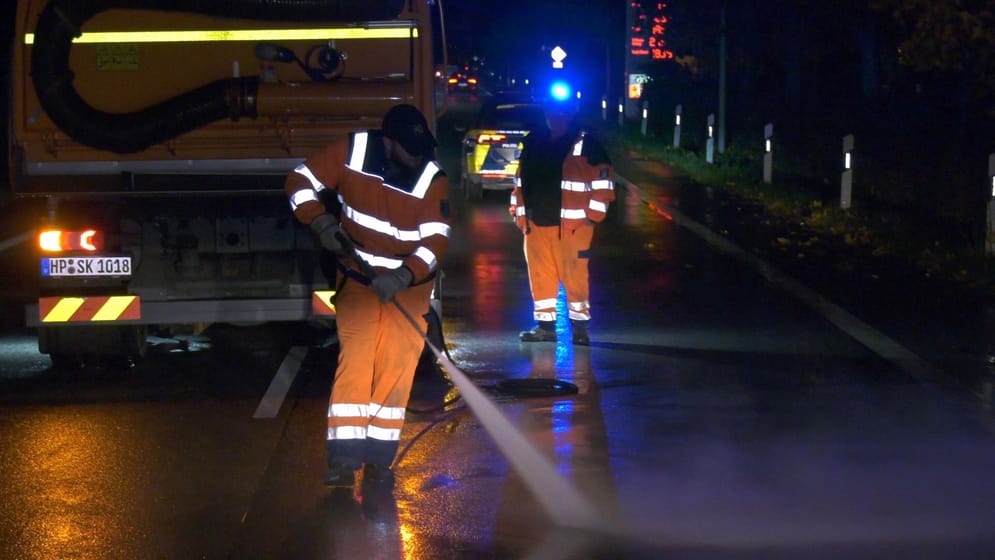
[369,267,413,302]
[309,213,343,254]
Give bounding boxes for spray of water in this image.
[424,335,603,529]
[340,233,603,530]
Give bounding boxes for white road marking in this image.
[0,231,32,253]
[617,175,943,383]
[253,345,308,419]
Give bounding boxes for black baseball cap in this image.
[382,104,437,158]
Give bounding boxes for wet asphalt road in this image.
[1,96,994,558]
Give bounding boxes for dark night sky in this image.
[442,0,627,92]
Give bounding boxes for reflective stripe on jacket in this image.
[509,130,615,232]
[285,130,451,283]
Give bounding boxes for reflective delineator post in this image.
[640,101,648,136]
[986,153,995,256]
[763,123,774,184]
[673,104,682,148]
[617,97,624,128]
[601,95,607,121]
[706,113,716,164]
[841,134,855,209]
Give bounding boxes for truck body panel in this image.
[9,0,445,362]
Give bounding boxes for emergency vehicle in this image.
[9,0,446,367]
[460,99,545,200]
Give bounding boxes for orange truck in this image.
[9,0,447,366]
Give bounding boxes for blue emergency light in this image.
[549,81,572,102]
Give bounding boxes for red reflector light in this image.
[477,133,507,144]
[38,229,104,252]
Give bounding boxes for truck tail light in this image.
[38,229,104,253]
[476,133,507,144]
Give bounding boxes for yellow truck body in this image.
[8,0,445,363]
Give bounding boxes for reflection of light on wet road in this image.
[603,437,995,552]
[462,202,532,334]
[620,182,674,226]
[5,410,131,559]
[471,251,507,331]
[0,335,56,378]
[618,173,942,383]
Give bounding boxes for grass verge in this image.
[602,125,995,300]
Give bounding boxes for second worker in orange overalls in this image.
[509,96,615,345]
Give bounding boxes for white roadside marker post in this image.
[706,113,716,164]
[641,101,648,136]
[673,104,682,148]
[763,123,774,184]
[986,153,995,256]
[841,134,855,209]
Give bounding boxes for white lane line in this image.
[253,345,308,419]
[0,231,33,253]
[617,174,943,383]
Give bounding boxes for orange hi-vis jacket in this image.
[509,130,616,233]
[285,130,451,284]
[286,130,450,468]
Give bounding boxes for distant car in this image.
[461,101,547,200]
[447,72,478,94]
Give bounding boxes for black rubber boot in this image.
[363,463,396,487]
[571,320,590,346]
[324,463,356,488]
[520,321,556,342]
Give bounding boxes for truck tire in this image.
[122,325,149,365]
[49,353,85,371]
[39,324,148,369]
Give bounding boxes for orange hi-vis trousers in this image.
[326,276,431,468]
[523,221,594,323]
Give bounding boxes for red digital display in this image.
[628,1,674,60]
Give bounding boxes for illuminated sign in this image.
[551,45,567,69]
[628,73,651,99]
[628,1,673,60]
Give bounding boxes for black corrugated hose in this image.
[29,0,404,153]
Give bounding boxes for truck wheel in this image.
[122,325,149,365]
[39,325,148,368]
[49,353,85,370]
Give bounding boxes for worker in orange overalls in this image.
[285,104,450,488]
[509,95,615,345]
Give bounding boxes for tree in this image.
[872,0,995,116]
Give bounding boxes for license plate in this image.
[41,256,132,277]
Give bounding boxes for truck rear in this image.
[9,0,445,366]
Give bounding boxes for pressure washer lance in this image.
[335,231,601,530]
